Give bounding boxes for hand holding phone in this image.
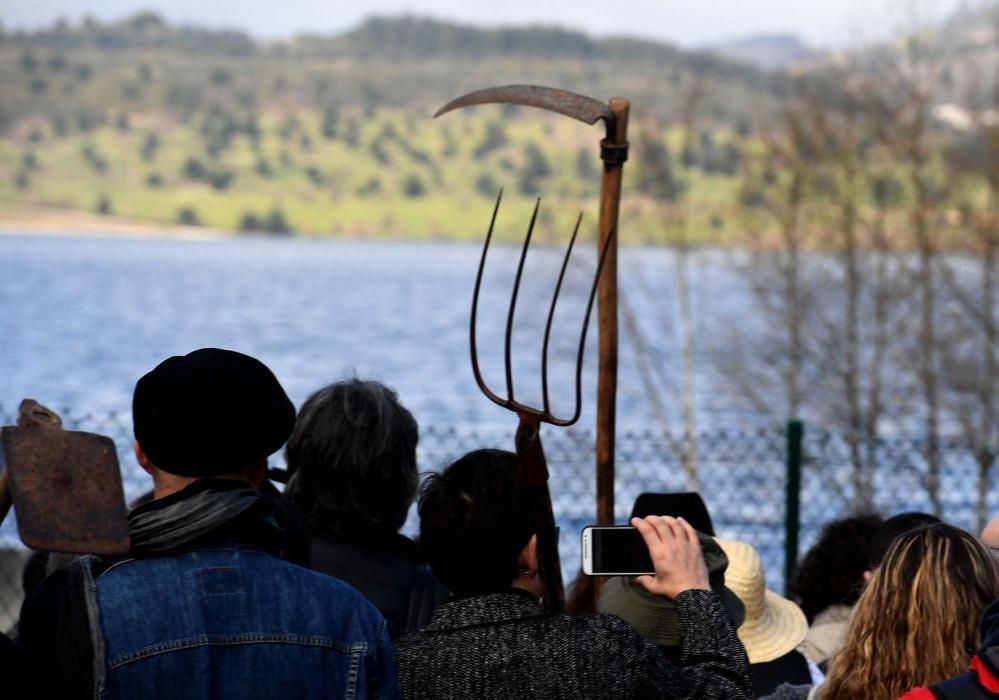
[632,515,710,600]
[581,526,655,576]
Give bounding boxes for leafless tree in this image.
[623,72,707,489]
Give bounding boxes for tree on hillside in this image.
[343,118,360,149]
[80,142,108,174]
[475,172,498,198]
[140,132,160,161]
[575,147,597,181]
[473,122,507,161]
[321,105,339,140]
[517,142,552,196]
[182,157,206,181]
[403,174,426,198]
[176,206,200,226]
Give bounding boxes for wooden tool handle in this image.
[595,98,629,528]
[0,468,11,526]
[515,414,565,614]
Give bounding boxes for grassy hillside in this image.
[0,104,753,240]
[0,14,766,240]
[0,11,994,247]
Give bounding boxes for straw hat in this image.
[715,537,808,664]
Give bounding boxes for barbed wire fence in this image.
[1,403,995,633]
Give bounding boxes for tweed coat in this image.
[395,588,752,700]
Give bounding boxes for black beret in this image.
[133,348,295,477]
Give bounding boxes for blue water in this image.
[1,233,759,432]
[0,233,778,575]
[16,232,986,591]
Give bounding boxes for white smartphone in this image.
[581,525,654,575]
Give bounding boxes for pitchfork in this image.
[467,190,614,613]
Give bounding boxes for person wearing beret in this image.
[17,348,401,699]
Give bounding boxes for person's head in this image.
[418,449,537,596]
[867,511,941,572]
[132,348,295,496]
[284,379,418,538]
[822,523,999,700]
[789,513,883,623]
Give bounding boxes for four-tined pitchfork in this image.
[470,189,615,613]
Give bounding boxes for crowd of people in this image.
[2,346,997,699]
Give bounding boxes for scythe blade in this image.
[434,84,614,127]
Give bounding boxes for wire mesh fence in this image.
[1,403,995,634]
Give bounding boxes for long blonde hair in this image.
[821,523,999,700]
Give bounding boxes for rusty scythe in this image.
[436,85,629,608]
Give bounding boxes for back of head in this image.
[822,522,999,700]
[285,379,418,538]
[867,512,941,570]
[418,449,535,595]
[132,348,295,477]
[789,513,883,623]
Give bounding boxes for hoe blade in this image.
[1,425,130,554]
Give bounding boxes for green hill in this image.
[0,13,773,239]
[0,11,993,244]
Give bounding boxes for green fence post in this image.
[784,419,804,595]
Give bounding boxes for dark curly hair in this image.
[418,449,536,594]
[789,513,883,623]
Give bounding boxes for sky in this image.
[0,0,984,48]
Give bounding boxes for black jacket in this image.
[308,533,448,640]
[395,588,753,700]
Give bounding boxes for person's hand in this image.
[631,515,710,600]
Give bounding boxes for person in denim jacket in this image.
[18,348,401,700]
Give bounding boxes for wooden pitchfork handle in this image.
[515,412,564,614]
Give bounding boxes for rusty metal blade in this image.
[1,425,130,555]
[435,85,613,126]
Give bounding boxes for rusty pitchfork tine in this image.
[504,197,542,402]
[541,211,583,416]
[470,191,616,426]
[469,189,506,409]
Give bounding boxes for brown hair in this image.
[821,523,999,700]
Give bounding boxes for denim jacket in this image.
[92,545,400,699]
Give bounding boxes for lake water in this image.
[1,231,995,628]
[1,233,782,581]
[22,232,988,604]
[1,232,760,433]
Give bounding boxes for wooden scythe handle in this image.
[592,99,628,604]
[596,98,629,528]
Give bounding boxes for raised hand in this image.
[631,515,710,600]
